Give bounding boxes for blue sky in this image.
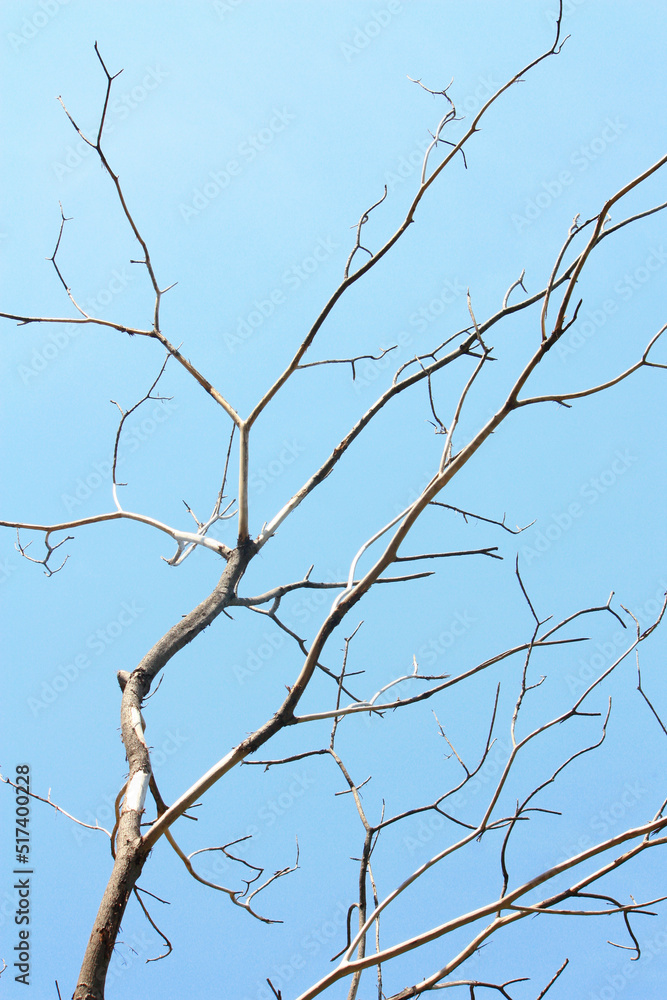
[1,2,666,998]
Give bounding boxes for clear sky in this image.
[1,2,666,998]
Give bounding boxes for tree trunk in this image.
[73,543,253,998]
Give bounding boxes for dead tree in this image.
[2,6,667,999]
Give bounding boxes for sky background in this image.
[1,2,666,998]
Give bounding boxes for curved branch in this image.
[1,511,232,563]
[294,819,667,1000]
[244,12,567,432]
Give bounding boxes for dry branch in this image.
[2,4,666,997]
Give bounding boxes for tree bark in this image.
[73,543,254,999]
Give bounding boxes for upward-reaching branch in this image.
[4,4,667,998]
[244,10,567,432]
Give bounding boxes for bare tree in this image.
[2,6,667,999]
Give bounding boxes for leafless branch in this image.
[15,527,72,576]
[430,502,534,534]
[246,601,363,701]
[233,568,433,609]
[535,959,569,1000]
[2,507,232,567]
[394,547,501,562]
[502,269,527,310]
[133,887,173,963]
[517,323,667,407]
[5,6,667,999]
[636,657,667,737]
[244,5,569,441]
[0,773,111,838]
[297,345,398,380]
[12,46,242,425]
[499,701,612,897]
[344,186,389,280]
[165,832,296,924]
[294,819,667,1000]
[244,749,332,771]
[111,352,173,508]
